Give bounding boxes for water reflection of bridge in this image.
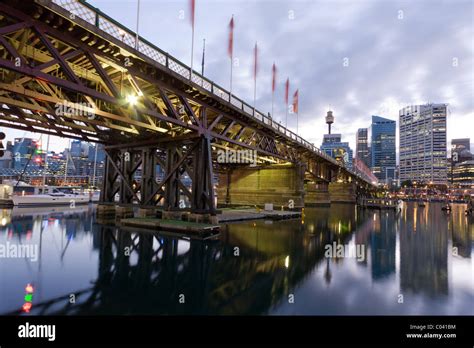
[2,203,471,315]
[5,213,357,315]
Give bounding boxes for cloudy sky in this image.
[4,0,473,155]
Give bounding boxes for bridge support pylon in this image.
[305,182,331,206]
[328,181,357,203]
[217,163,305,209]
[97,135,217,222]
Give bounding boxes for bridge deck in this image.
[0,0,375,186]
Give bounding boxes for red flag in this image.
[272,63,277,92]
[253,42,258,80]
[190,0,195,28]
[228,16,234,58]
[285,78,290,104]
[293,89,299,114]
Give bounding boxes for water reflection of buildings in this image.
[0,207,93,238]
[450,205,472,259]
[370,212,396,280]
[352,209,397,279]
[400,203,448,296]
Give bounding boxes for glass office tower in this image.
[370,116,396,183]
[399,104,447,185]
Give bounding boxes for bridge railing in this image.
[49,0,368,183]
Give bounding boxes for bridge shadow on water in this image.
[0,203,472,315]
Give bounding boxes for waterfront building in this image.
[12,138,41,170]
[356,128,370,168]
[399,103,448,185]
[88,143,106,163]
[0,149,12,169]
[370,115,396,183]
[87,144,106,187]
[67,142,105,185]
[70,140,89,158]
[451,138,471,162]
[451,160,474,189]
[448,138,472,187]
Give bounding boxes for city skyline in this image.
[1,0,473,154]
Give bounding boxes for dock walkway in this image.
[358,198,399,210]
[218,208,301,222]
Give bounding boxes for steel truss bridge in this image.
[0,0,376,215]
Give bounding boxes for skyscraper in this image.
[399,103,447,184]
[450,138,473,188]
[12,138,41,170]
[370,116,396,183]
[70,140,91,158]
[320,111,353,168]
[451,138,471,162]
[356,128,370,168]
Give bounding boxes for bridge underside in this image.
[0,0,376,216]
[217,164,306,208]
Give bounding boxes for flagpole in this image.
[297,111,299,135]
[190,26,194,80]
[230,57,233,100]
[271,91,274,119]
[296,90,299,134]
[253,74,257,110]
[135,0,141,49]
[201,38,205,76]
[285,78,289,128]
[293,89,299,135]
[271,63,275,119]
[190,0,195,81]
[229,15,234,98]
[253,42,257,111]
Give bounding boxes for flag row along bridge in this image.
[0,0,377,224]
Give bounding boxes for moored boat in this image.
[12,191,91,207]
[1,180,96,207]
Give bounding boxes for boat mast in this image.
[64,139,71,186]
[92,142,98,188]
[42,134,50,188]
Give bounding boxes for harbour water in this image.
[0,203,472,315]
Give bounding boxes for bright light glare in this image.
[126,94,139,106]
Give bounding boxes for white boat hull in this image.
[12,194,91,207]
